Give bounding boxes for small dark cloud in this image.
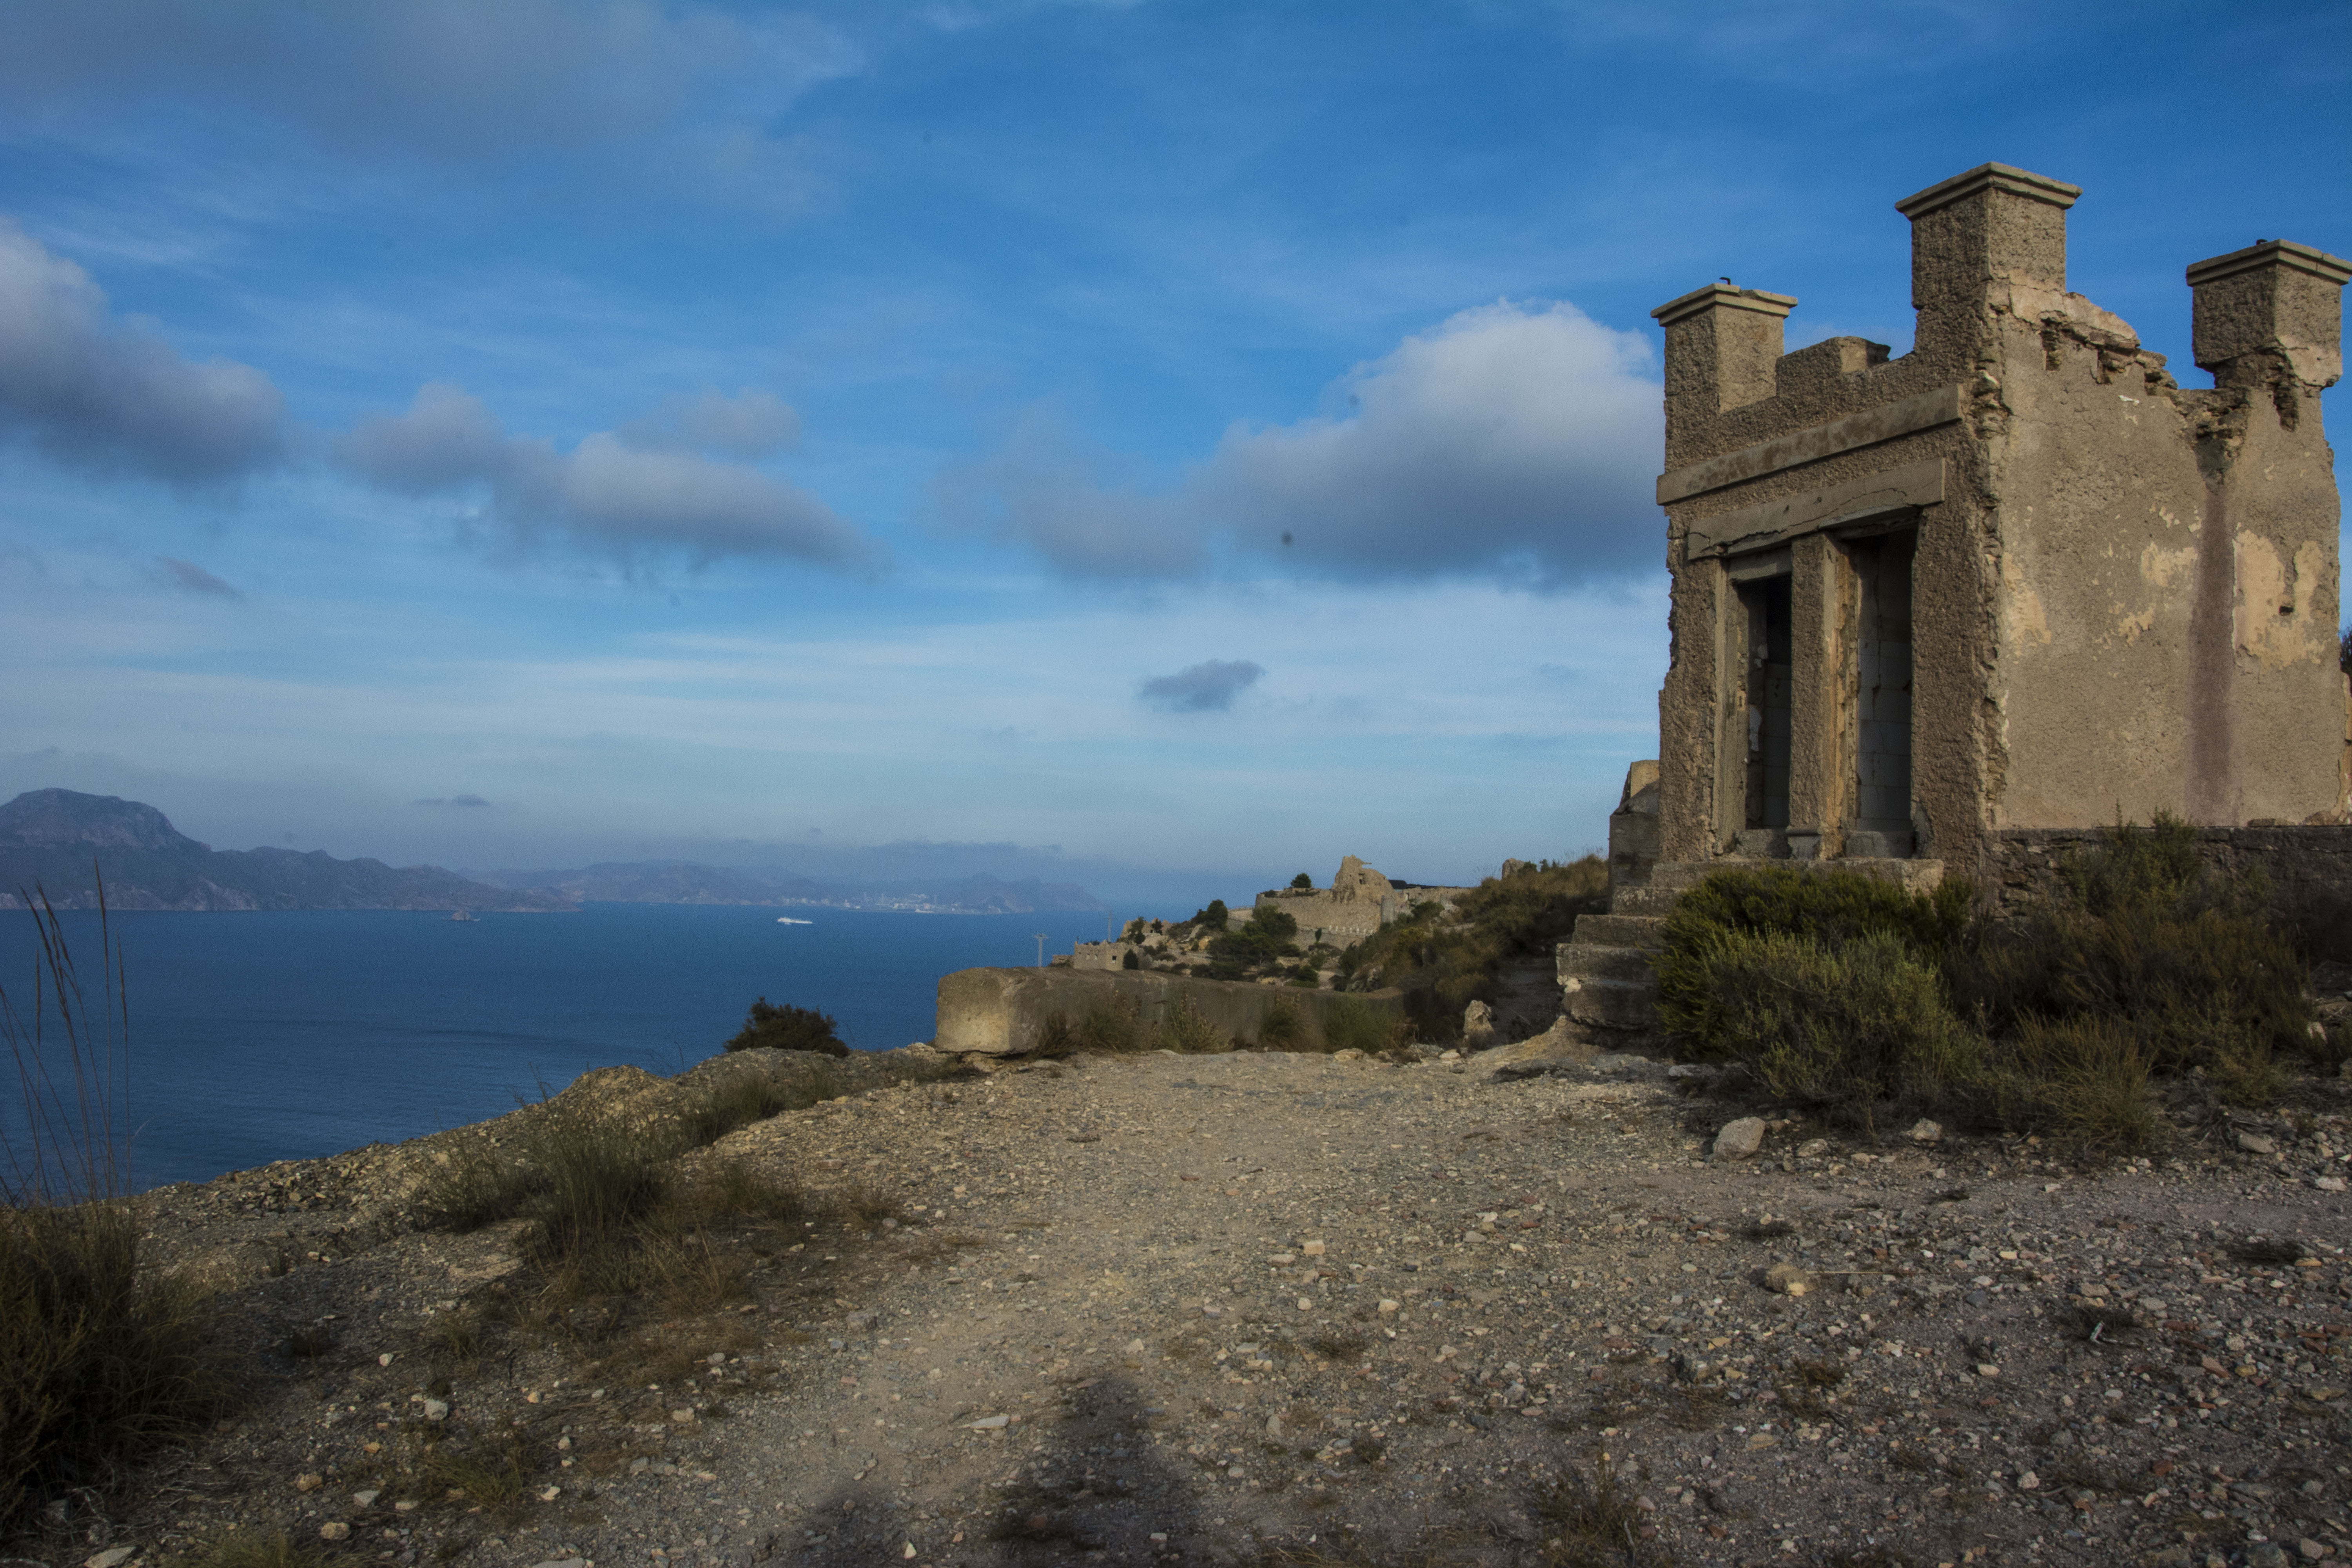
[0,220,284,485]
[1139,659,1264,713]
[411,794,492,808]
[157,556,240,597]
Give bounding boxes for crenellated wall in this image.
[1647,163,2348,870]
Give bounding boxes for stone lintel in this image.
[1657,385,1962,505]
[1895,162,2080,220]
[1651,284,1799,328]
[1686,460,1945,561]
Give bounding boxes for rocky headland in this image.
[0,791,571,913]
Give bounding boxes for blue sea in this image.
[0,904,1125,1193]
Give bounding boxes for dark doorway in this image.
[1848,529,1916,854]
[1736,575,1792,831]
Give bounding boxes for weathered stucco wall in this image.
[1649,164,2347,869]
[934,966,1404,1057]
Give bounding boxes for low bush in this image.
[1258,996,1311,1050]
[1667,928,1979,1130]
[1321,996,1402,1056]
[1658,815,2319,1144]
[1989,1015,2162,1152]
[724,998,849,1056]
[1655,862,1970,1024]
[683,1074,793,1145]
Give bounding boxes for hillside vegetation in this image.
[1338,855,1609,1041]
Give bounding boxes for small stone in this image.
[352,1490,381,1506]
[421,1398,450,1421]
[2315,1176,2346,1192]
[1712,1118,1766,1160]
[1763,1263,1815,1297]
[669,1408,694,1423]
[377,1353,394,1367]
[1297,1296,1313,1310]
[527,1559,587,1568]
[2298,1541,2327,1562]
[2239,1132,2279,1156]
[707,1352,726,1365]
[2246,1543,2287,1568]
[1795,1139,1829,1158]
[1301,1240,1326,1257]
[2017,1471,2039,1490]
[319,1524,351,1542]
[1126,1339,1147,1356]
[968,1414,1012,1429]
[1266,1415,1286,1438]
[1976,1364,2000,1377]
[86,1549,135,1568]
[393,1501,417,1514]
[1378,1299,1399,1314]
[538,1486,563,1502]
[295,1474,324,1492]
[1906,1119,1943,1143]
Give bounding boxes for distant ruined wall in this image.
[934,967,1404,1056]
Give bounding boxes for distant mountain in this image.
[477,860,1105,914]
[0,790,574,913]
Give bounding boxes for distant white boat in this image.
[776,916,813,925]
[447,909,478,922]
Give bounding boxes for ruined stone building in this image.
[1564,162,2350,1034]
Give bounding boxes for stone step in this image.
[1610,884,1686,917]
[1557,941,1657,989]
[1571,913,1668,949]
[1562,975,1658,1031]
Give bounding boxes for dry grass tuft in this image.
[4,887,227,1529]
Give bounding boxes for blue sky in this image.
[1,0,2345,906]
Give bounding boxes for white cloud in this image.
[0,219,284,484]
[948,299,1664,587]
[334,383,879,572]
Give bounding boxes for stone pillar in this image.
[2188,239,2348,390]
[1895,162,2080,370]
[1650,285,1797,463]
[1783,532,1849,859]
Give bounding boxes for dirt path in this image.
[66,1050,2352,1568]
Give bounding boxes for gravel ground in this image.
[47,1048,2352,1568]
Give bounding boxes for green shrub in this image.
[1655,863,1970,1026]
[1321,996,1403,1055]
[1990,1015,2161,1152]
[1210,906,1301,970]
[1156,996,1230,1054]
[1951,814,2310,1098]
[1668,928,1979,1128]
[1289,873,1314,890]
[724,998,849,1056]
[1258,996,1311,1051]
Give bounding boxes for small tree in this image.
[725,998,849,1056]
[1289,872,1314,890]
